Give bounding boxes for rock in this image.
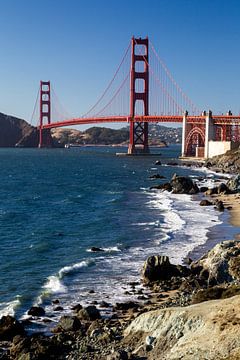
[150,182,172,191]
[52,299,60,305]
[227,174,240,192]
[10,334,68,360]
[27,306,45,317]
[205,187,218,195]
[191,240,240,285]
[199,199,213,206]
[107,349,129,360]
[0,316,25,341]
[99,301,110,308]
[149,174,165,179]
[90,246,104,252]
[54,315,81,332]
[53,306,64,311]
[142,255,190,283]
[77,305,101,321]
[155,160,161,165]
[199,186,209,193]
[114,302,139,311]
[217,182,230,194]
[167,162,178,166]
[192,285,240,304]
[215,200,224,211]
[124,295,240,360]
[170,174,199,194]
[71,303,82,312]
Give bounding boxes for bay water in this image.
[0,145,237,331]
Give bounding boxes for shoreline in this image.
[1,168,240,359]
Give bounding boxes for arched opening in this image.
[185,127,205,157]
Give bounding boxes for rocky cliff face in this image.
[124,295,240,360]
[0,112,34,147]
[207,148,240,173]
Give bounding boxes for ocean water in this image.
[0,145,237,330]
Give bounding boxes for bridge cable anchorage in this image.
[30,85,40,126]
[149,41,200,115]
[81,40,131,118]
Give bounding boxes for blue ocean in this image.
[0,145,237,331]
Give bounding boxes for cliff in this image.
[206,148,240,173]
[0,112,34,147]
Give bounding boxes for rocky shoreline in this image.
[1,171,240,359]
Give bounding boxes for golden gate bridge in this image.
[30,37,240,157]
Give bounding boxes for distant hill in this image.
[51,124,182,146]
[0,111,182,147]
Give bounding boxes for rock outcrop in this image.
[170,174,199,194]
[206,148,240,174]
[124,295,240,360]
[190,240,240,285]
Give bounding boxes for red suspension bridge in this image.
[31,37,240,157]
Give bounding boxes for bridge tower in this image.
[39,81,53,148]
[128,37,149,154]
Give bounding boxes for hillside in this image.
[0,112,34,147]
[51,124,182,146]
[0,112,182,147]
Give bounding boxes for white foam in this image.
[43,275,67,293]
[59,259,93,278]
[0,297,21,318]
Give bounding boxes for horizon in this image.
[0,0,240,130]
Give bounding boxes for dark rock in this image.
[149,174,166,179]
[89,289,95,294]
[142,255,190,283]
[205,187,218,195]
[192,285,240,304]
[199,186,209,193]
[215,200,225,211]
[27,306,45,317]
[199,199,213,206]
[53,306,64,312]
[90,246,104,252]
[167,162,178,166]
[114,301,139,311]
[52,299,60,305]
[150,182,172,191]
[54,315,81,332]
[217,183,230,194]
[99,301,110,308]
[170,174,199,194]
[0,316,25,341]
[227,174,240,191]
[107,349,129,360]
[77,305,101,321]
[71,303,82,312]
[155,160,161,165]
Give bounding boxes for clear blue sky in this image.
[0,0,240,128]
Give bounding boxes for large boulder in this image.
[77,305,101,321]
[190,240,240,285]
[53,315,82,332]
[227,174,240,192]
[170,174,199,194]
[142,255,189,283]
[0,316,25,341]
[124,294,240,360]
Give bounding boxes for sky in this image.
[0,0,240,129]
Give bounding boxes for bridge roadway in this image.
[40,114,240,130]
